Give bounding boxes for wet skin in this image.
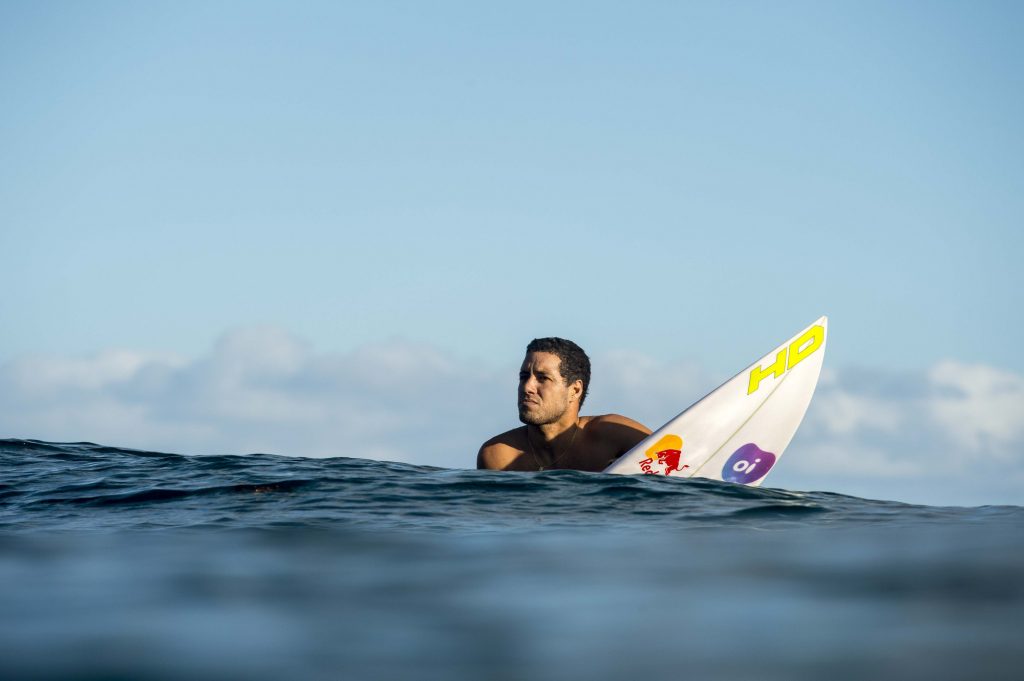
[477,351,651,472]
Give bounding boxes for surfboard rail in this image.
[603,316,828,486]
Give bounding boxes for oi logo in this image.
[722,443,776,484]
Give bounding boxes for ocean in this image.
[1,438,1022,681]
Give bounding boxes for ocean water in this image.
[1,439,1022,681]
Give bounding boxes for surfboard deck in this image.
[603,316,828,486]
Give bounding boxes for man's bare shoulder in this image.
[477,427,528,470]
[584,413,651,432]
[582,414,652,451]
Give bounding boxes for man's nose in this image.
[522,376,538,393]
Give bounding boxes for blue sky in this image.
[2,2,1022,506]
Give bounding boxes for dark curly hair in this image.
[525,337,591,407]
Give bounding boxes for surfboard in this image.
[603,316,828,486]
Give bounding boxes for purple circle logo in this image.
[722,443,776,484]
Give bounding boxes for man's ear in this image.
[570,380,583,403]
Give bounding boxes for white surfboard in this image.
[603,316,828,486]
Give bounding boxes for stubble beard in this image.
[518,398,568,427]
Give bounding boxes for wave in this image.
[1,439,1020,534]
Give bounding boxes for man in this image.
[477,337,652,472]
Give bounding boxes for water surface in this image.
[2,439,1021,680]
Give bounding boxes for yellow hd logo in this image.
[747,325,825,395]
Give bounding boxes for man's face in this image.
[518,351,576,426]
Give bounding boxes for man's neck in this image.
[529,414,580,448]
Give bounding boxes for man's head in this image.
[518,338,591,426]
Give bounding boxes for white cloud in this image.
[585,350,714,427]
[0,328,510,467]
[2,328,1022,505]
[927,360,1024,457]
[798,361,1024,470]
[811,390,905,435]
[4,349,186,399]
[771,360,1024,505]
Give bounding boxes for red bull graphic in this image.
[639,434,688,476]
[722,443,776,484]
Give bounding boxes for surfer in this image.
[477,337,652,472]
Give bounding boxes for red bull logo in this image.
[639,434,688,476]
